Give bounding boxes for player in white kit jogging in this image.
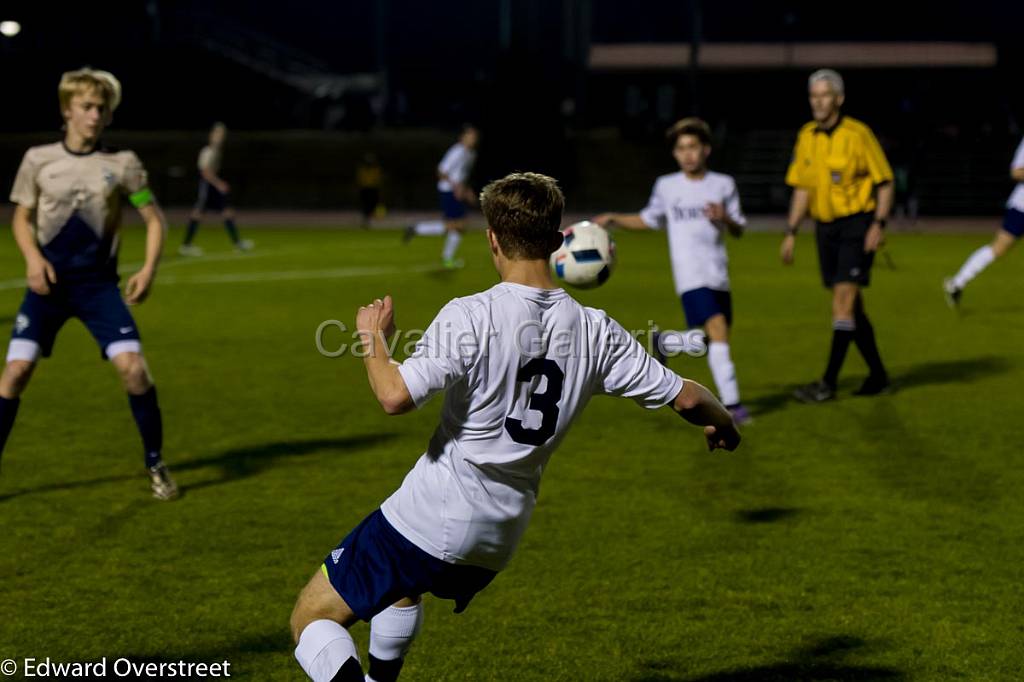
[290,172,741,682]
[595,118,751,424]
[943,136,1024,307]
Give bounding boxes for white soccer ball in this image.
[550,221,616,289]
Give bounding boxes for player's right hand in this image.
[780,234,796,265]
[704,423,741,452]
[27,256,57,295]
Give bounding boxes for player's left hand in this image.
[124,268,155,305]
[704,423,741,452]
[704,202,727,227]
[357,295,396,340]
[864,223,885,253]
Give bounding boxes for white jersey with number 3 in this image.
[639,171,746,295]
[383,282,683,571]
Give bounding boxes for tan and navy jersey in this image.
[10,142,154,280]
[197,144,222,176]
[785,116,894,223]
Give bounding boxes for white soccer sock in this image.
[368,603,423,670]
[952,245,995,290]
[442,230,462,261]
[707,341,740,407]
[413,220,445,236]
[295,619,360,682]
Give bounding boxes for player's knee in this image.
[1,360,36,397]
[704,315,729,342]
[115,354,152,393]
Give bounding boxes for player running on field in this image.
[179,121,252,256]
[595,117,752,425]
[290,172,740,682]
[403,125,479,269]
[943,136,1024,307]
[0,68,177,500]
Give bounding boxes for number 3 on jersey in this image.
[504,358,565,446]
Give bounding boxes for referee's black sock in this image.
[854,301,887,380]
[823,320,855,389]
[183,219,199,245]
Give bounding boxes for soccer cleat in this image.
[234,239,255,252]
[442,257,465,270]
[178,244,204,257]
[793,380,836,404]
[942,278,962,310]
[853,374,891,396]
[402,225,416,244]
[148,463,179,501]
[727,404,753,425]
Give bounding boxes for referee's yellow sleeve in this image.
[784,137,805,187]
[862,128,894,185]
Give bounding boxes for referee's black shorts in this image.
[815,212,875,288]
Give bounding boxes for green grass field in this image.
[0,225,1022,681]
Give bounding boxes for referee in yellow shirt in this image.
[781,69,894,402]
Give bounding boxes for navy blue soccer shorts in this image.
[681,287,733,328]
[439,190,467,220]
[1002,207,1024,238]
[195,180,229,213]
[7,281,142,362]
[321,509,497,622]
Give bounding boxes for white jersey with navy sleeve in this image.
[382,282,683,571]
[437,143,476,192]
[639,171,746,295]
[1007,137,1024,212]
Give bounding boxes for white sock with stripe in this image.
[442,231,462,261]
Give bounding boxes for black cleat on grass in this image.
[853,374,891,396]
[402,225,416,244]
[943,277,962,310]
[793,380,836,404]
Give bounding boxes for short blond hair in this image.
[58,68,122,114]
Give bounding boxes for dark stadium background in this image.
[1,0,1022,213]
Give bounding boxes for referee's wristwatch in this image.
[871,218,887,229]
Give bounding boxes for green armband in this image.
[129,188,154,208]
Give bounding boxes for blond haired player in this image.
[0,68,178,500]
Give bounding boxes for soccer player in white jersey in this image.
[0,68,177,500]
[943,136,1024,307]
[594,118,751,425]
[403,125,479,269]
[179,122,253,255]
[290,172,740,682]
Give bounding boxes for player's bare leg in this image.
[291,568,364,681]
[0,359,37,465]
[704,314,749,424]
[945,229,1017,309]
[111,351,177,500]
[442,220,466,269]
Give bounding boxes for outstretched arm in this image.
[357,295,414,415]
[671,380,741,451]
[593,213,651,231]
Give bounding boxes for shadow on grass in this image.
[635,635,904,682]
[176,434,397,494]
[78,632,292,667]
[734,507,801,524]
[893,355,1009,390]
[0,435,394,503]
